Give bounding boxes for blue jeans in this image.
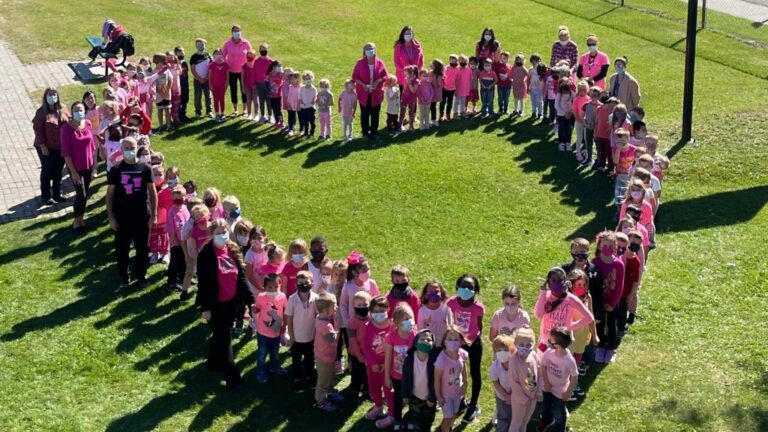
[497,86,511,113]
[540,391,567,432]
[557,115,574,145]
[545,99,556,123]
[480,86,495,115]
[256,333,281,377]
[530,89,543,115]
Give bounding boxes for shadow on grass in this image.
[657,185,768,233]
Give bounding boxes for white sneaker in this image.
[604,348,616,363]
[365,405,384,420]
[149,252,159,264]
[161,254,170,265]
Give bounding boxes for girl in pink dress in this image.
[511,53,530,115]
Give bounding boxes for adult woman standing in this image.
[577,34,611,89]
[222,24,252,117]
[608,56,641,112]
[393,26,424,91]
[196,219,253,390]
[475,27,501,64]
[61,102,96,234]
[352,42,389,139]
[550,26,579,68]
[32,88,69,205]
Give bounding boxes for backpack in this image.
[119,33,135,57]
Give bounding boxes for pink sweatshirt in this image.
[393,40,424,85]
[534,290,594,345]
[254,55,272,83]
[352,57,389,107]
[362,320,392,367]
[443,65,459,91]
[456,67,472,97]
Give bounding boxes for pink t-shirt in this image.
[338,91,357,117]
[434,349,468,398]
[165,205,189,247]
[579,51,610,88]
[508,351,541,404]
[592,256,626,309]
[280,261,307,298]
[490,308,531,337]
[446,297,485,344]
[443,65,459,91]
[417,304,452,347]
[285,291,318,343]
[314,316,338,363]
[254,55,272,82]
[511,66,529,99]
[362,321,392,366]
[346,314,369,361]
[386,289,421,323]
[253,292,287,338]
[208,61,230,89]
[430,74,443,103]
[541,349,578,399]
[417,80,433,104]
[488,359,512,400]
[286,85,301,111]
[619,199,655,233]
[222,37,252,73]
[615,144,638,175]
[245,249,268,279]
[341,279,380,324]
[242,62,257,88]
[495,63,512,88]
[401,77,420,105]
[60,121,95,172]
[386,328,417,380]
[534,291,594,346]
[456,67,472,97]
[208,203,225,221]
[189,225,209,252]
[214,246,238,302]
[572,95,591,124]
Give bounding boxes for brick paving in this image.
[0,39,77,224]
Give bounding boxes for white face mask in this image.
[496,351,510,363]
[588,45,598,53]
[404,33,413,42]
[484,34,492,42]
[559,40,568,46]
[236,235,249,246]
[322,275,332,285]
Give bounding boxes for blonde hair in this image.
[392,303,414,326]
[597,231,617,247]
[353,290,372,303]
[297,270,313,285]
[558,25,570,36]
[208,217,230,236]
[319,78,330,89]
[458,54,469,63]
[165,166,180,179]
[102,100,119,116]
[615,231,629,244]
[492,334,515,352]
[448,54,458,61]
[203,187,221,204]
[302,70,315,80]
[513,327,536,343]
[316,292,336,314]
[221,195,240,212]
[614,128,630,138]
[577,80,590,94]
[288,238,308,256]
[233,219,253,237]
[654,154,670,169]
[189,204,210,221]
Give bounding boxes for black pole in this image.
[682,0,697,142]
[702,0,707,29]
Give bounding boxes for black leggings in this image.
[430,102,437,121]
[462,337,483,407]
[71,169,92,217]
[291,340,315,382]
[228,72,246,105]
[439,89,455,118]
[270,97,283,123]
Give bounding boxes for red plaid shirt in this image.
[550,40,579,68]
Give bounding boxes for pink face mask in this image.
[600,246,615,256]
[358,271,370,282]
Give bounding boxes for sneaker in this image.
[573,383,586,397]
[230,111,239,118]
[288,131,295,136]
[627,313,636,325]
[179,290,190,302]
[161,254,170,265]
[118,278,130,289]
[375,415,394,429]
[135,278,148,287]
[462,404,480,423]
[581,157,592,166]
[259,116,268,123]
[257,373,268,384]
[365,405,384,420]
[315,400,337,412]
[149,252,159,264]
[206,113,214,118]
[271,367,288,376]
[575,152,584,161]
[232,325,244,337]
[52,195,67,203]
[594,347,606,363]
[578,362,589,376]
[604,348,616,363]
[328,390,345,403]
[165,283,182,293]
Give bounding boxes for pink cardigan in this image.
[352,57,389,107]
[393,40,424,85]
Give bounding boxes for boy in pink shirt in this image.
[165,187,189,291]
[314,292,345,411]
[440,55,459,121]
[538,327,578,432]
[252,273,288,383]
[346,291,371,401]
[385,264,421,322]
[495,52,513,115]
[254,43,273,122]
[454,55,472,118]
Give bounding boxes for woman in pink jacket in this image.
[393,26,424,91]
[352,42,389,139]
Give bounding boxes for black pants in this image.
[287,110,298,131]
[37,147,64,200]
[208,298,243,387]
[616,299,629,335]
[546,99,557,123]
[228,72,245,105]
[115,214,150,281]
[430,102,437,121]
[462,337,483,407]
[167,245,186,286]
[359,95,381,137]
[392,377,404,421]
[193,80,212,115]
[439,89,455,118]
[540,391,567,432]
[349,355,368,396]
[557,115,574,144]
[291,340,315,382]
[299,107,316,135]
[598,309,619,349]
[404,396,437,432]
[386,113,399,133]
[180,83,189,120]
[71,169,92,217]
[335,327,349,361]
[270,97,283,123]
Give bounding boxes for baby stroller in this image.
[88,19,135,76]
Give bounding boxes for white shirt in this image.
[285,291,319,343]
[299,85,318,109]
[488,358,512,400]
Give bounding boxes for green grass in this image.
[2,1,768,431]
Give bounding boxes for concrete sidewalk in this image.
[692,0,768,24]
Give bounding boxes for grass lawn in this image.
[1,1,767,431]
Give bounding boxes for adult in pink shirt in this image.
[475,27,502,64]
[533,268,594,352]
[352,42,389,138]
[393,26,424,87]
[221,24,252,116]
[61,102,96,233]
[577,34,610,89]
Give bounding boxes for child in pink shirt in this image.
[340,251,380,325]
[208,49,230,121]
[165,187,189,290]
[254,43,273,122]
[285,72,301,135]
[417,280,453,349]
[454,55,472,118]
[539,327,579,432]
[416,69,433,130]
[380,304,417,428]
[252,274,288,383]
[338,79,358,141]
[241,51,257,119]
[429,60,444,126]
[150,166,171,264]
[363,296,394,423]
[507,327,541,432]
[435,325,468,431]
[495,52,513,115]
[511,54,529,115]
[572,81,591,161]
[347,291,372,401]
[266,61,284,128]
[468,57,480,114]
[386,264,421,322]
[533,267,594,354]
[400,65,419,131]
[592,232,626,364]
[489,284,531,342]
[440,55,459,121]
[244,226,268,292]
[314,292,344,411]
[280,238,309,298]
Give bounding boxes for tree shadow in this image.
[657,185,768,233]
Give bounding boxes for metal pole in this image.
[702,0,707,29]
[682,0,698,142]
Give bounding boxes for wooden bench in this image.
[86,35,118,78]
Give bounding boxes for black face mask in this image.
[450,62,458,67]
[393,282,409,292]
[617,246,626,255]
[354,307,369,318]
[628,243,641,253]
[297,283,312,293]
[311,250,326,261]
[260,50,268,56]
[459,62,467,67]
[177,55,185,60]
[204,198,215,207]
[515,62,523,66]
[571,252,589,261]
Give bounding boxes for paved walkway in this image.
[0,39,77,224]
[692,0,768,24]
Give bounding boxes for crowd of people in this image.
[29,21,674,432]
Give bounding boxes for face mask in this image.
[614,112,626,123]
[516,345,532,356]
[297,282,311,293]
[123,149,136,160]
[72,111,85,121]
[276,67,283,73]
[266,291,279,297]
[358,271,370,282]
[457,287,475,301]
[109,81,119,89]
[46,94,58,105]
[631,191,643,200]
[484,66,491,71]
[229,209,241,219]
[232,31,241,39]
[260,50,268,56]
[166,178,178,187]
[559,40,568,46]
[371,311,387,323]
[416,341,432,353]
[214,54,223,61]
[196,216,209,227]
[204,198,216,208]
[311,250,326,261]
[571,252,589,261]
[616,66,625,74]
[196,43,205,52]
[355,306,369,318]
[401,319,415,331]
[629,243,641,253]
[617,246,626,255]
[365,49,375,57]
[214,233,229,247]
[304,79,312,86]
[404,34,413,42]
[496,351,510,363]
[393,282,408,292]
[173,198,184,206]
[588,45,598,53]
[427,292,442,303]
[459,62,467,67]
[153,176,165,186]
[236,235,249,246]
[445,340,461,352]
[484,34,492,41]
[250,239,263,250]
[573,284,588,297]
[449,62,458,67]
[322,275,332,285]
[505,304,519,315]
[292,253,305,263]
[550,281,566,296]
[515,62,523,66]
[637,132,647,139]
[601,246,615,256]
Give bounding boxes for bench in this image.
[86,35,118,78]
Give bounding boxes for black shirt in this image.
[107,161,152,218]
[190,52,211,67]
[561,261,605,320]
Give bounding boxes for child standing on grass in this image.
[381,303,418,429]
[266,61,284,129]
[572,80,591,162]
[149,165,171,265]
[538,327,579,432]
[435,325,468,432]
[555,78,575,151]
[363,296,394,423]
[488,284,530,342]
[401,66,419,131]
[338,79,357,141]
[440,55,459,121]
[592,231,625,364]
[386,264,421,322]
[612,128,639,206]
[417,280,453,351]
[582,86,602,166]
[566,269,598,396]
[173,47,190,122]
[495,52,512,115]
[508,327,540,432]
[401,329,438,432]
[468,57,480,115]
[341,251,380,339]
[165,186,189,291]
[417,69,433,130]
[314,292,346,411]
[454,55,471,118]
[152,54,172,131]
[209,49,230,122]
[429,59,444,126]
[299,71,318,138]
[346,291,372,401]
[242,50,257,120]
[253,273,288,383]
[544,67,559,125]
[593,95,617,172]
[385,75,401,135]
[316,79,334,140]
[488,335,515,432]
[286,271,319,393]
[244,225,268,292]
[281,238,309,298]
[478,58,497,117]
[166,52,182,127]
[528,55,544,118]
[280,67,294,129]
[511,53,529,116]
[533,267,594,355]
[286,72,302,136]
